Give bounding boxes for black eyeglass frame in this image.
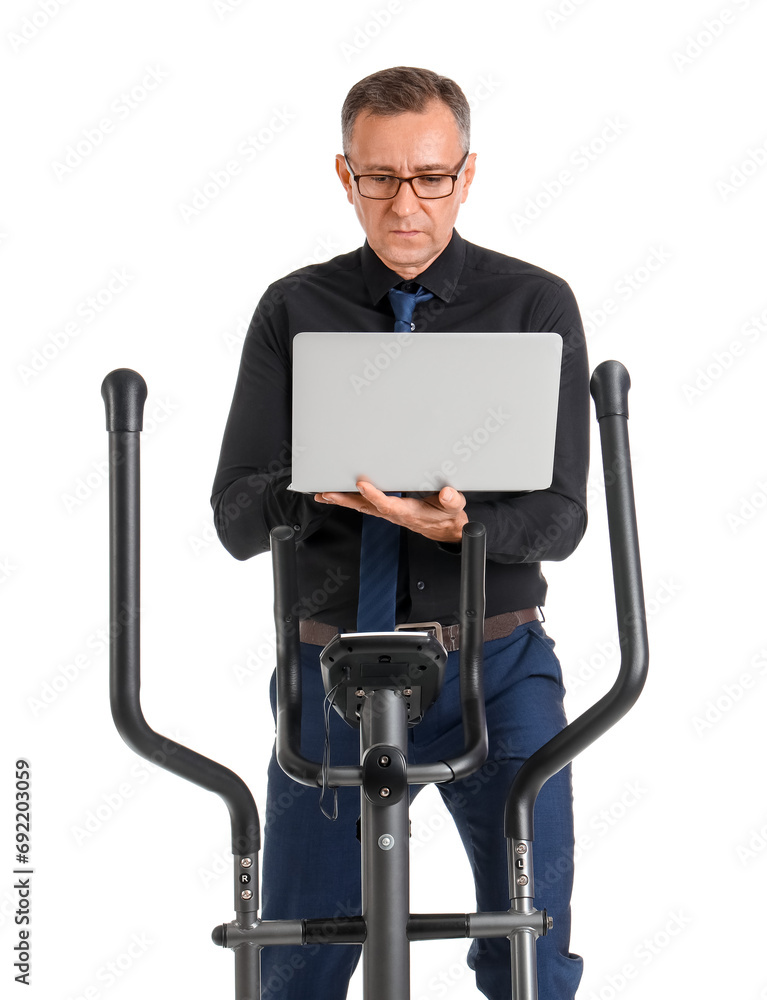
[343,151,470,200]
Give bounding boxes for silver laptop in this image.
[288,331,562,494]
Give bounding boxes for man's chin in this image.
[379,233,432,262]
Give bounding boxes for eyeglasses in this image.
[344,151,470,200]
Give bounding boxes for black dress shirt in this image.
[210,229,589,630]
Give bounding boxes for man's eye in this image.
[370,175,393,184]
[420,176,444,185]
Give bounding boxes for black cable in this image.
[319,672,347,820]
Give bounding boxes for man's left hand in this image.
[315,481,469,544]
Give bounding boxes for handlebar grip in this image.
[590,360,631,421]
[101,368,148,432]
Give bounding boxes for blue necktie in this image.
[387,283,434,333]
[356,284,434,632]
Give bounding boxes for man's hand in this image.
[315,481,469,544]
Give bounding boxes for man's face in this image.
[336,100,476,280]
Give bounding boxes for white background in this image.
[3,1,767,997]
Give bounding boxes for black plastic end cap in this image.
[270,525,295,544]
[101,369,148,432]
[590,360,631,421]
[211,924,225,947]
[463,521,486,539]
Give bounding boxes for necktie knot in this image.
[388,284,434,333]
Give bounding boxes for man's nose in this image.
[390,179,421,215]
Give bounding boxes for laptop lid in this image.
[288,331,562,494]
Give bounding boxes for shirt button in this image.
[416,580,426,590]
[293,524,301,532]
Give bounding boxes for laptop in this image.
[288,331,562,494]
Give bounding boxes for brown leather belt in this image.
[299,608,540,653]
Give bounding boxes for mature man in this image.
[211,66,588,1000]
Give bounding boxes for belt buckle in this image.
[394,620,444,647]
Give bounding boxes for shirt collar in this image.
[362,228,467,307]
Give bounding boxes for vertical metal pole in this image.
[359,690,410,1000]
[234,944,260,999]
[508,838,538,1000]
[234,852,260,999]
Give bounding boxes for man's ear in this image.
[459,153,478,204]
[335,154,354,204]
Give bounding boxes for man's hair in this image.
[341,66,470,155]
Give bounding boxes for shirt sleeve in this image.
[436,279,590,564]
[210,285,334,560]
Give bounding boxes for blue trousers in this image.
[260,620,583,999]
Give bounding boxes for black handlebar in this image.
[101,369,260,855]
[270,520,489,787]
[504,359,649,841]
[101,368,148,432]
[101,357,647,852]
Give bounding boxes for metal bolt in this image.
[241,890,253,900]
[355,688,366,698]
[516,875,529,886]
[378,834,394,850]
[379,755,390,767]
[403,688,412,697]
[240,857,253,868]
[379,787,391,797]
[547,917,554,930]
[515,843,527,855]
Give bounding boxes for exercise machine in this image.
[100,359,648,999]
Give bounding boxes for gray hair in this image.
[341,66,470,155]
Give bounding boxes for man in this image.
[211,66,588,1000]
